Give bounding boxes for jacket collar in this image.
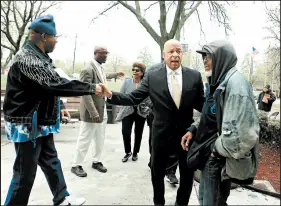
[25,40,52,63]
[216,67,237,93]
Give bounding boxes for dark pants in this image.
[198,156,231,206]
[122,109,146,155]
[147,112,178,174]
[151,141,194,205]
[4,134,69,206]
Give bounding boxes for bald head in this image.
[163,39,182,52]
[94,45,107,53]
[94,45,109,64]
[162,39,183,70]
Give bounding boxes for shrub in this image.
[257,110,280,147]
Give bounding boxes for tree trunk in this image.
[2,52,13,74]
[159,41,165,63]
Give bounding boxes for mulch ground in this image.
[255,143,280,192]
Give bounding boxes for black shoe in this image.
[92,162,107,173]
[122,152,132,162]
[132,154,138,161]
[71,166,87,177]
[165,172,179,184]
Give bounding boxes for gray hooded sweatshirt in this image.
[194,40,260,181]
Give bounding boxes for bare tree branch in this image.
[144,1,158,12]
[1,0,61,64]
[12,2,20,30]
[1,43,15,52]
[207,1,232,35]
[195,9,207,43]
[33,1,43,20]
[158,1,168,39]
[91,2,119,23]
[168,1,185,39]
[91,1,233,61]
[118,1,161,45]
[166,1,176,14]
[135,1,141,15]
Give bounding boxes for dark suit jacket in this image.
[108,63,204,152]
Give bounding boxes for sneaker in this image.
[165,172,179,184]
[60,196,86,205]
[71,166,87,177]
[92,162,107,173]
[122,152,132,162]
[132,154,138,161]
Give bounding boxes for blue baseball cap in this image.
[28,14,56,35]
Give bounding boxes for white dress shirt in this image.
[92,59,106,83]
[92,59,107,102]
[166,65,183,97]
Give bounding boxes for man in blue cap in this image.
[3,14,104,205]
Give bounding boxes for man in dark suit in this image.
[101,39,205,205]
[147,63,179,185]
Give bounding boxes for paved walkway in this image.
[1,123,280,205]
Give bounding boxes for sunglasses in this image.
[132,68,141,72]
[202,53,212,59]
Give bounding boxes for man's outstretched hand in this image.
[99,83,112,98]
[95,84,103,96]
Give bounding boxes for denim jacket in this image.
[3,40,96,126]
[214,68,260,180]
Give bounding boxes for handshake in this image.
[95,83,112,97]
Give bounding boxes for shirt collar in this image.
[92,58,102,68]
[166,65,182,75]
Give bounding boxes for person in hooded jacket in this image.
[181,40,260,206]
[257,84,276,112]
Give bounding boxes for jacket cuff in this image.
[186,125,197,136]
[90,84,96,94]
[60,101,66,110]
[214,138,230,158]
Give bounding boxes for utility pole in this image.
[72,33,78,75]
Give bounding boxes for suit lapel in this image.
[180,66,189,108]
[159,64,178,109]
[90,61,103,83]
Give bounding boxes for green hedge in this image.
[193,109,280,147]
[257,110,280,147]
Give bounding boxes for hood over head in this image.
[196,40,238,86]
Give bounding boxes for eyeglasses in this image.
[96,51,109,55]
[132,68,140,72]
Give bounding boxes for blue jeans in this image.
[198,156,231,206]
[4,134,70,206]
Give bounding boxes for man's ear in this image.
[41,33,46,41]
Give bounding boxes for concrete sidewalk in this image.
[1,123,280,205]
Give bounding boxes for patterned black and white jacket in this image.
[3,40,96,125]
